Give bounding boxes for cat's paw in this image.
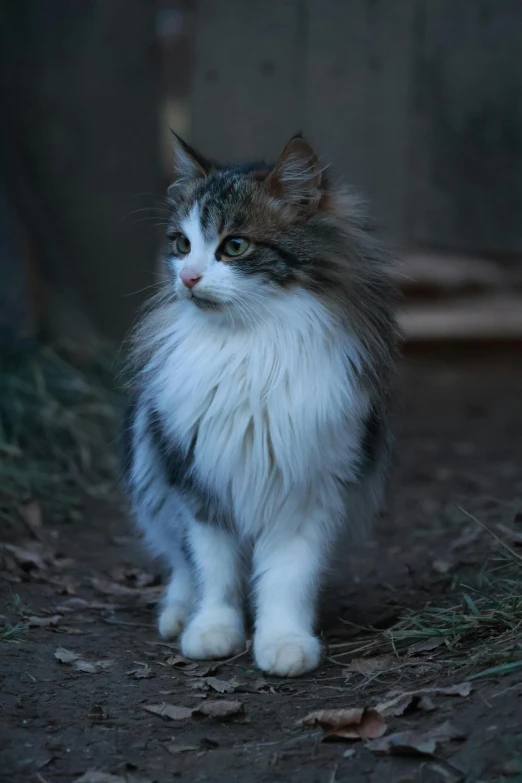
[158,602,189,639]
[181,623,246,660]
[254,633,321,677]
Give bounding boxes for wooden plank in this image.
[399,294,522,340]
[304,0,417,242]
[411,0,522,254]
[189,0,303,163]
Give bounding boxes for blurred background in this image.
[2,0,522,347]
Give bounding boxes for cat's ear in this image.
[266,135,324,210]
[171,132,211,181]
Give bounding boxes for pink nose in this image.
[180,269,202,290]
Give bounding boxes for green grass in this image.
[0,338,123,524]
[332,545,522,682]
[0,621,28,641]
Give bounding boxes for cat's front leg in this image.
[180,519,246,660]
[252,511,331,677]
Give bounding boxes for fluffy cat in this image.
[123,133,398,677]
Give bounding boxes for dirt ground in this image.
[1,355,522,783]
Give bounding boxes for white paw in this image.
[254,633,321,677]
[181,623,246,660]
[158,602,188,639]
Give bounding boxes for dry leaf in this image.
[2,542,47,571]
[205,676,240,694]
[74,659,114,674]
[56,598,113,613]
[375,683,472,717]
[74,769,122,783]
[91,576,160,604]
[74,769,154,783]
[165,739,218,754]
[28,614,61,627]
[144,703,196,721]
[144,699,244,721]
[300,707,386,741]
[55,647,80,664]
[367,721,466,757]
[195,700,243,718]
[54,647,114,673]
[407,637,446,655]
[164,744,200,755]
[126,665,155,680]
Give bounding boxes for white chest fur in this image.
[149,290,369,536]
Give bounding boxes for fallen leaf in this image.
[164,744,200,755]
[74,769,154,783]
[367,721,466,757]
[74,769,122,783]
[55,647,80,664]
[407,637,446,655]
[18,501,44,538]
[342,748,355,759]
[205,676,240,694]
[195,700,243,718]
[74,659,114,674]
[299,707,386,741]
[165,654,198,668]
[54,646,114,673]
[144,703,196,721]
[28,614,61,628]
[126,665,155,680]
[91,576,160,604]
[2,543,47,571]
[164,655,219,677]
[56,598,113,613]
[375,682,472,716]
[144,699,244,721]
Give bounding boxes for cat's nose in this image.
[180,268,202,289]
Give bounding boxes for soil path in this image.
[2,357,522,783]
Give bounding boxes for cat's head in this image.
[164,133,383,326]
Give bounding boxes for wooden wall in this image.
[190,0,522,256]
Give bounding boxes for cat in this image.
[122,133,398,677]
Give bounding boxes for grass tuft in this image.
[332,540,522,682]
[0,339,123,523]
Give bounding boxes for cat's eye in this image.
[222,237,250,258]
[173,234,191,255]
